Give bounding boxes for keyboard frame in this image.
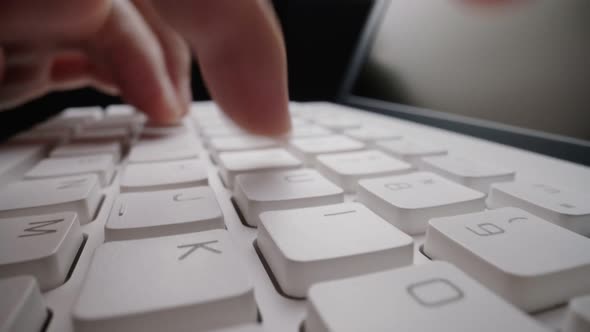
[6,101,590,331]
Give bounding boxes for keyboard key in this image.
[376,138,447,165]
[201,125,246,139]
[129,135,198,163]
[121,159,208,192]
[218,148,302,188]
[343,126,402,143]
[358,172,485,234]
[105,104,138,119]
[209,135,279,158]
[313,117,361,131]
[59,106,103,122]
[141,123,189,138]
[106,187,224,241]
[73,127,130,144]
[563,295,590,332]
[0,276,47,332]
[0,212,83,290]
[316,150,413,192]
[50,141,122,162]
[207,325,265,332]
[0,145,44,184]
[25,154,115,187]
[0,175,102,224]
[488,182,590,236]
[288,125,332,138]
[424,207,590,312]
[420,155,515,193]
[73,230,257,332]
[258,203,413,297]
[289,135,365,165]
[305,262,549,332]
[234,169,344,227]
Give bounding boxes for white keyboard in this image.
[1,101,590,332]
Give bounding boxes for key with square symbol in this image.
[50,141,122,162]
[234,169,344,227]
[487,182,590,236]
[257,202,413,298]
[563,295,590,332]
[424,207,590,312]
[25,154,115,187]
[121,159,208,192]
[73,230,257,332]
[218,148,302,188]
[376,138,447,165]
[316,150,413,192]
[0,276,48,332]
[289,135,365,165]
[357,172,485,235]
[0,212,83,290]
[0,174,102,224]
[305,262,549,332]
[106,187,224,241]
[420,155,515,193]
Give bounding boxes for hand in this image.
[0,0,291,136]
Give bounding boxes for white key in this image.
[563,295,590,332]
[316,150,413,192]
[59,106,103,122]
[25,154,115,187]
[105,104,137,118]
[376,138,447,164]
[289,135,365,165]
[488,182,590,236]
[288,125,332,138]
[73,230,257,332]
[141,123,189,138]
[35,117,82,133]
[73,127,129,143]
[420,155,515,193]
[201,125,246,139]
[209,135,278,156]
[313,117,361,131]
[0,175,102,224]
[305,262,549,332]
[234,169,344,227]
[51,141,121,162]
[129,135,199,163]
[358,172,485,234]
[343,126,402,143]
[424,207,590,312]
[106,187,224,241]
[0,276,47,332]
[258,203,413,298]
[121,159,207,192]
[81,116,142,133]
[0,145,44,184]
[0,212,83,290]
[218,148,302,188]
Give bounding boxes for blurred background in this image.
[0,1,374,140]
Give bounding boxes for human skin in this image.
[0,0,291,136]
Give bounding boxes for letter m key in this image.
[19,219,64,238]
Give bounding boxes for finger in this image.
[132,0,192,115]
[84,0,183,124]
[152,0,290,136]
[0,47,5,83]
[0,50,118,110]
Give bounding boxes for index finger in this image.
[151,0,291,136]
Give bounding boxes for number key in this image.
[424,207,590,312]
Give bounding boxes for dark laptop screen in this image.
[352,0,590,141]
